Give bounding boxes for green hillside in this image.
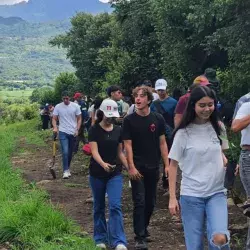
[0,20,74,89]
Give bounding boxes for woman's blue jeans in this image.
[180,192,230,250]
[89,174,127,248]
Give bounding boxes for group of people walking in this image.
[50,72,250,250]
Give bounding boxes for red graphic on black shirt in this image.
[150,123,156,132]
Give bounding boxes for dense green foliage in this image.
[51,0,250,102]
[0,100,38,125]
[0,20,73,89]
[30,72,80,105]
[0,120,96,249]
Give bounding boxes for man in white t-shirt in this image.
[52,91,82,179]
[232,101,250,249]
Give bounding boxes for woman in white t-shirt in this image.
[168,86,230,250]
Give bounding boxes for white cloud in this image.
[0,0,28,5]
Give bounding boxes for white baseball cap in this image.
[99,99,120,118]
[155,79,168,90]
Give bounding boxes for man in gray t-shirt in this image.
[52,91,82,179]
[232,102,250,250]
[233,92,250,119]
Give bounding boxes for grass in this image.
[64,183,84,188]
[0,89,33,100]
[0,119,97,250]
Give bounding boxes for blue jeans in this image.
[180,192,230,250]
[239,149,250,250]
[89,174,127,248]
[59,131,76,172]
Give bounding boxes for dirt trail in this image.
[12,138,247,250]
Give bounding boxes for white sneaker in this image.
[96,243,107,249]
[67,170,71,177]
[115,244,127,250]
[62,171,69,179]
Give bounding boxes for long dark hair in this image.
[96,109,104,124]
[173,86,222,141]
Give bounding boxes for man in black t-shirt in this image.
[123,86,169,250]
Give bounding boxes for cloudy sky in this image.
[0,0,28,5]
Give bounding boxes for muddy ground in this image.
[11,138,248,250]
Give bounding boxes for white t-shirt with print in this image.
[153,93,159,101]
[235,102,250,146]
[169,122,228,197]
[127,104,136,115]
[53,102,81,135]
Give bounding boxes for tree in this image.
[50,0,250,101]
[50,13,112,95]
[30,87,55,104]
[100,0,162,91]
[54,72,80,103]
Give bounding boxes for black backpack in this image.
[151,110,173,149]
[153,100,174,141]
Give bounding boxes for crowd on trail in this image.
[40,67,250,250]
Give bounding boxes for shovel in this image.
[49,132,57,179]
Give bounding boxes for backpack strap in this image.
[153,100,165,115]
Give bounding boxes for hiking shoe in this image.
[96,243,107,249]
[145,230,153,242]
[135,240,148,250]
[115,244,127,250]
[62,171,69,179]
[67,170,71,177]
[86,197,94,203]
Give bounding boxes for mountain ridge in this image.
[0,16,25,25]
[0,0,111,22]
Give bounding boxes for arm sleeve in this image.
[233,100,240,119]
[53,105,59,116]
[89,105,94,113]
[122,117,132,140]
[235,103,250,119]
[168,130,186,162]
[76,105,82,116]
[175,97,187,114]
[88,126,97,142]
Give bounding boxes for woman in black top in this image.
[88,99,128,250]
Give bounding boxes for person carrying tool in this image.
[52,91,82,179]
